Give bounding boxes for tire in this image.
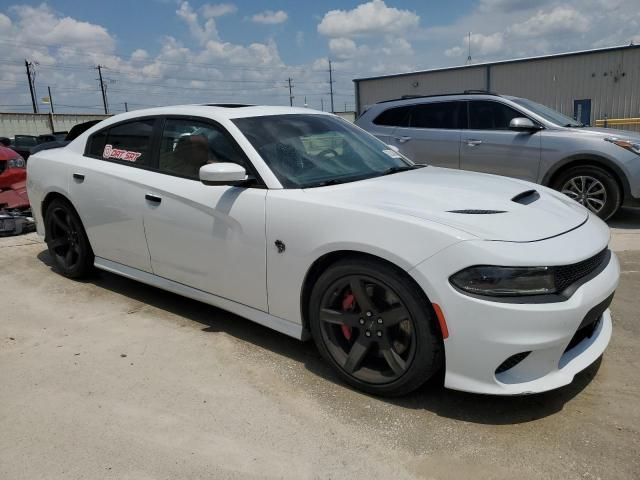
[309,257,443,397]
[44,198,94,278]
[552,165,621,220]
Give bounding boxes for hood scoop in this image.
[512,189,540,205]
[448,209,506,214]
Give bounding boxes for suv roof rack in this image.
[376,91,500,104]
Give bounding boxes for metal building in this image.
[354,44,640,131]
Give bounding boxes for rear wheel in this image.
[44,198,94,278]
[309,258,443,396]
[552,165,621,220]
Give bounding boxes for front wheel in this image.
[309,258,443,396]
[44,198,94,278]
[552,165,621,220]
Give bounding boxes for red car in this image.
[0,145,26,190]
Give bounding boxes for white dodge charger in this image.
[27,105,619,396]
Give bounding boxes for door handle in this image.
[72,173,85,181]
[145,194,162,204]
[465,139,483,147]
[395,136,412,144]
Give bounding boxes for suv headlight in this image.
[604,137,640,155]
[7,156,25,168]
[450,266,556,297]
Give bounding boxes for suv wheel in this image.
[552,165,621,220]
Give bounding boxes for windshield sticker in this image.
[382,149,403,159]
[103,144,142,162]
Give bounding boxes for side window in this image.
[468,101,524,130]
[158,118,244,179]
[104,119,155,165]
[87,130,107,157]
[409,102,463,129]
[373,106,411,127]
[87,119,155,165]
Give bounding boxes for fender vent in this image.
[511,189,540,205]
[448,209,506,214]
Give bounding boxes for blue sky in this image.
[1,0,639,113]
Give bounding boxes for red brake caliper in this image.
[341,292,355,340]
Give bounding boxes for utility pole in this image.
[25,60,38,113]
[328,59,335,113]
[96,65,108,114]
[48,86,54,113]
[466,32,472,64]
[124,102,128,112]
[287,77,294,106]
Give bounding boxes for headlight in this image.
[7,156,25,168]
[604,137,640,155]
[450,266,556,297]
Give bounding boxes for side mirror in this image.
[199,162,247,186]
[386,144,400,153]
[509,117,539,132]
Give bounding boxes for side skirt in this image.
[94,257,307,340]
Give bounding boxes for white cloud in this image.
[250,10,288,25]
[201,3,237,19]
[177,1,220,44]
[318,0,419,38]
[510,6,589,37]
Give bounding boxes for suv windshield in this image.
[233,114,416,188]
[509,97,583,127]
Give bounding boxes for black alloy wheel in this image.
[309,258,443,396]
[44,199,94,278]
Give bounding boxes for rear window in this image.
[373,106,411,127]
[86,119,155,166]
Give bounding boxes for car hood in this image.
[305,167,588,242]
[565,126,640,140]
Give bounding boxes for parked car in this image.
[8,134,39,160]
[356,92,640,220]
[27,105,619,396]
[0,145,26,189]
[30,120,103,155]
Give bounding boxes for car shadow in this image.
[608,207,640,229]
[37,249,601,426]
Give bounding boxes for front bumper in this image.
[409,215,619,395]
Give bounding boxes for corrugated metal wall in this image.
[0,113,110,138]
[356,46,640,132]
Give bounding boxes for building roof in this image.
[353,44,640,83]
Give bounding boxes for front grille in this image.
[554,249,609,293]
[495,351,531,374]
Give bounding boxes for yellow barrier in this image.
[595,117,640,127]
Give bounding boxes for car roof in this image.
[98,105,332,123]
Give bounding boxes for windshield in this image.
[232,114,414,188]
[509,97,584,127]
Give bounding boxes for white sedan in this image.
[27,105,619,396]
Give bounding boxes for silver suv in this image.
[355,92,640,219]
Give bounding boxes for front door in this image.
[142,117,268,311]
[460,100,541,182]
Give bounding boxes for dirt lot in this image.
[1,210,639,480]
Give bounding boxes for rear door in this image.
[460,100,541,181]
[390,101,464,168]
[70,118,157,272]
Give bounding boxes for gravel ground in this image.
[1,210,639,480]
